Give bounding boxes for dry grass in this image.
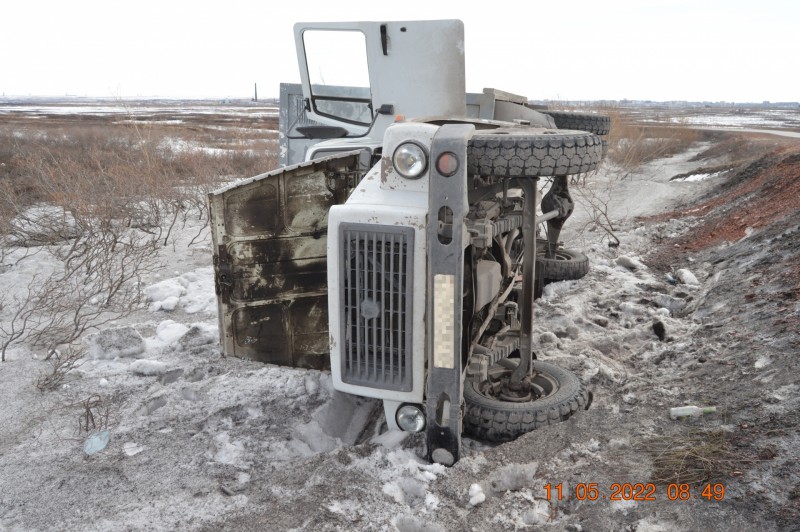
[0,109,278,251]
[641,429,744,485]
[0,107,279,364]
[545,102,703,176]
[600,106,701,176]
[0,118,276,219]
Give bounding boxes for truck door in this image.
[293,20,466,138]
[209,152,361,369]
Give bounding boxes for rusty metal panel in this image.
[209,152,361,369]
[222,183,280,237]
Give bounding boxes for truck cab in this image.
[210,20,605,465]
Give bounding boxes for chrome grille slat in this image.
[339,224,414,391]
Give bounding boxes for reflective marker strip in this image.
[433,274,455,369]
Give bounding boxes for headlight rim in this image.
[395,403,426,432]
[392,141,428,180]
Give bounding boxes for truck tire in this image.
[536,248,590,282]
[546,111,611,136]
[463,360,589,442]
[467,130,603,178]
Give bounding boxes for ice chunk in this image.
[130,359,167,376]
[213,432,244,465]
[676,268,699,285]
[176,324,217,352]
[84,326,146,360]
[541,280,578,299]
[522,500,552,526]
[755,356,771,369]
[123,442,144,456]
[145,278,186,304]
[489,463,538,493]
[155,296,180,312]
[180,267,217,314]
[468,483,486,506]
[653,294,686,315]
[616,255,646,271]
[156,320,190,345]
[303,373,320,396]
[539,332,558,344]
[620,302,642,315]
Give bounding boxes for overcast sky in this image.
[3,0,798,102]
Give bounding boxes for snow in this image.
[160,137,243,157]
[468,483,486,506]
[129,359,167,376]
[676,268,700,285]
[212,432,247,466]
[616,255,647,270]
[678,171,723,182]
[123,441,145,456]
[2,108,798,531]
[0,100,279,119]
[84,326,146,359]
[155,319,190,344]
[145,267,216,314]
[674,112,795,129]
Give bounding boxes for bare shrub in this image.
[31,236,158,352]
[572,180,622,249]
[2,229,157,364]
[0,276,47,362]
[35,348,86,391]
[0,108,278,367]
[76,394,112,435]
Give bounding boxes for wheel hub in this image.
[482,369,557,403]
[499,385,533,402]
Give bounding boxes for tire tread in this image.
[463,361,589,442]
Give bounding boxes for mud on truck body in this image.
[209,20,610,465]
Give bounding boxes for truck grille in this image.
[339,224,414,391]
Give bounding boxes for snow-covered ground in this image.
[0,99,279,119]
[673,112,793,129]
[1,134,797,530]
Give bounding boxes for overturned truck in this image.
[209,20,610,465]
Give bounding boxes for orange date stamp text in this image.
[543,482,725,502]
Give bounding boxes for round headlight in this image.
[392,143,427,179]
[396,404,426,432]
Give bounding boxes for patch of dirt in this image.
[688,134,783,163]
[644,145,800,273]
[629,142,800,529]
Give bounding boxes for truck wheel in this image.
[536,248,590,282]
[467,129,603,178]
[546,111,611,136]
[534,248,590,298]
[463,360,589,442]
